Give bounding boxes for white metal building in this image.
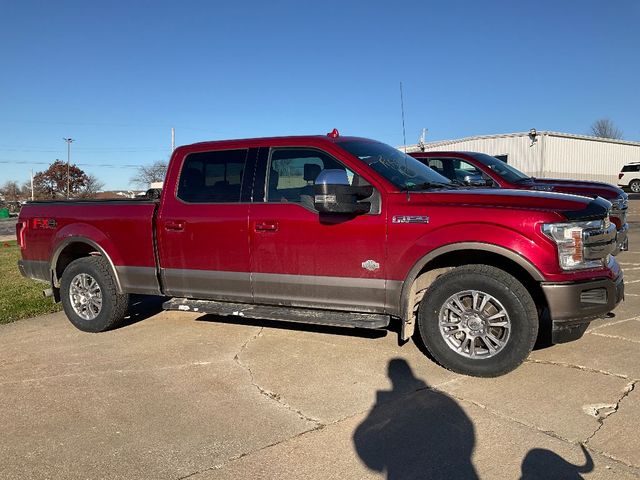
[405,131,640,185]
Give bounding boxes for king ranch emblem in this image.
[362,260,380,271]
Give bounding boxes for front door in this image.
[157,147,254,302]
[249,147,387,313]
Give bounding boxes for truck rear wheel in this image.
[417,265,538,377]
[60,256,129,332]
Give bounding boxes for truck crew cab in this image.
[17,131,624,377]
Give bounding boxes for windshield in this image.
[338,140,453,190]
[468,153,531,183]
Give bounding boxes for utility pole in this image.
[30,169,34,201]
[63,138,74,199]
[419,128,428,151]
[171,127,175,151]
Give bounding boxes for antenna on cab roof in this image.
[400,82,411,202]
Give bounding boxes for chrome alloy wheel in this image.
[69,273,103,320]
[438,290,511,359]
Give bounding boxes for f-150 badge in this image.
[362,260,380,271]
[392,215,430,224]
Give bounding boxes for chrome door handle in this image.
[164,221,185,232]
[254,221,278,232]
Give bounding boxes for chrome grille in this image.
[610,197,628,225]
[583,223,617,260]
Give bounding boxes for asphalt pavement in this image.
[0,217,17,240]
[1,199,639,479]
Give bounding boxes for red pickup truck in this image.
[17,132,624,377]
[410,151,629,253]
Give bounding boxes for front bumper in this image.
[542,274,624,343]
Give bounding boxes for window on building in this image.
[177,149,248,203]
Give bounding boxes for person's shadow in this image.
[353,358,479,479]
[353,358,596,480]
[520,444,593,479]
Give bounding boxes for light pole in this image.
[63,138,74,198]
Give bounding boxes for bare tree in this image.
[589,118,623,139]
[0,180,21,202]
[131,160,168,188]
[77,174,105,199]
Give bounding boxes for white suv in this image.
[618,162,640,193]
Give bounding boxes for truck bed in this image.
[17,199,160,295]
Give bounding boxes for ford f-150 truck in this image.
[17,131,624,377]
[410,150,629,253]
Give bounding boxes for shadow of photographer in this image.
[353,358,478,479]
[353,358,595,480]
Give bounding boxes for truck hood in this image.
[418,189,611,221]
[518,178,626,201]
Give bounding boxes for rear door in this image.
[248,146,388,313]
[157,147,256,302]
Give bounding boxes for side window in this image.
[267,148,362,207]
[177,149,248,203]
[454,159,484,183]
[427,157,455,181]
[427,159,444,175]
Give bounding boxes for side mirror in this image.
[313,169,372,214]
[463,174,490,187]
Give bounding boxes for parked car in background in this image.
[618,162,640,193]
[411,151,629,253]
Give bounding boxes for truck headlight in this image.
[542,220,606,270]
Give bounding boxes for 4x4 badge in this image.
[362,260,380,271]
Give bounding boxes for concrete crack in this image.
[525,358,629,379]
[233,327,322,426]
[588,332,640,344]
[585,380,636,444]
[587,315,639,332]
[444,390,575,443]
[0,361,218,387]
[177,377,462,479]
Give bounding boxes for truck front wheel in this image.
[60,256,129,332]
[417,265,538,377]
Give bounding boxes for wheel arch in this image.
[397,243,546,341]
[51,237,123,293]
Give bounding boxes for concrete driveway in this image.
[1,200,639,479]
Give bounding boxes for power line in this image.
[0,146,166,153]
[0,160,141,168]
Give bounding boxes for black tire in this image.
[630,179,640,194]
[60,256,129,332]
[417,264,538,377]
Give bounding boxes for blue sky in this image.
[1,0,638,190]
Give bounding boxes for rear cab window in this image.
[177,149,248,203]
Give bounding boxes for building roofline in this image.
[404,131,640,152]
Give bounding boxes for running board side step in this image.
[163,298,390,330]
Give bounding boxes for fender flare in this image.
[50,236,123,293]
[396,242,545,340]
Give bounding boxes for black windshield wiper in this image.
[407,181,458,191]
[513,177,533,184]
